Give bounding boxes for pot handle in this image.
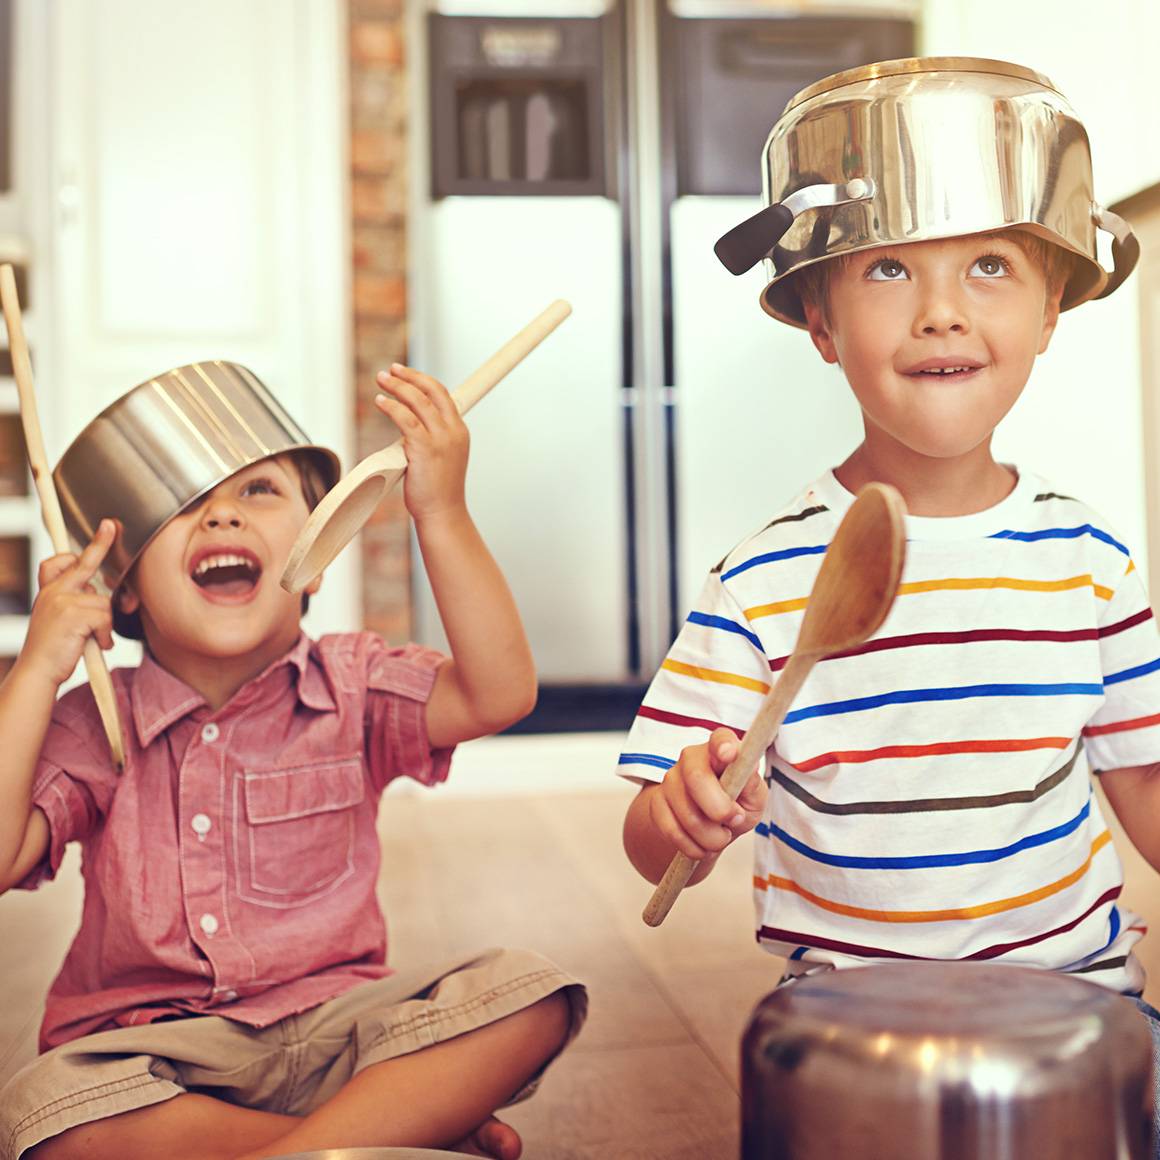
[1094,207,1139,299]
[715,204,795,275]
[715,179,876,276]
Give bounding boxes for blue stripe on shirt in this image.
[1105,656,1160,686]
[757,797,1091,869]
[618,752,675,772]
[686,611,764,651]
[783,681,1103,725]
[989,524,1129,555]
[721,543,827,581]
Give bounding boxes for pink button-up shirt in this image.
[23,632,451,1051]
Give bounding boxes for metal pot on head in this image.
[52,360,340,592]
[715,56,1139,327]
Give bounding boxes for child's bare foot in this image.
[454,1114,522,1159]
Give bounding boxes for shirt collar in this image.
[130,632,336,746]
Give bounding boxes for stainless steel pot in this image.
[270,1151,466,1159]
[741,962,1154,1159]
[714,57,1139,327]
[52,361,340,590]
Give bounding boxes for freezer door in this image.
[671,196,864,614]
[412,196,629,682]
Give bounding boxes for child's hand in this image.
[19,520,117,688]
[374,364,468,523]
[652,728,768,860]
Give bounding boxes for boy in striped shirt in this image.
[620,57,1160,1117]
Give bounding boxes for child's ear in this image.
[802,299,840,365]
[115,582,141,616]
[304,571,323,598]
[1038,285,1064,355]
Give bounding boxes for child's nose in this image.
[915,282,969,336]
[200,496,244,529]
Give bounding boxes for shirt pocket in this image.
[234,757,365,908]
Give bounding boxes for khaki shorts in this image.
[0,947,586,1160]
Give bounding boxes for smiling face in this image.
[802,231,1063,466]
[116,455,322,675]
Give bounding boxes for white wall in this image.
[922,1,1159,570]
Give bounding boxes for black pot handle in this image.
[1094,207,1140,300]
[714,204,795,276]
[714,179,876,277]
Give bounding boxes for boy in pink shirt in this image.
[0,360,584,1159]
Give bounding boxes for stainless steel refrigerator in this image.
[409,0,913,727]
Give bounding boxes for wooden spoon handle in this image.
[0,265,125,770]
[449,299,572,416]
[642,652,816,927]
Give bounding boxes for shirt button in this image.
[199,913,219,936]
[191,813,212,837]
[201,722,220,743]
[221,989,238,1002]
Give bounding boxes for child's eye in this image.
[866,258,908,281]
[971,254,1010,278]
[241,477,279,497]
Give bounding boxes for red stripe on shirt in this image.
[1099,608,1155,638]
[768,627,1101,672]
[1084,710,1160,737]
[636,704,747,738]
[788,736,1071,773]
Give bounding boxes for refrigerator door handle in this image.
[714,178,876,275]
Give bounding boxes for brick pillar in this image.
[348,0,412,642]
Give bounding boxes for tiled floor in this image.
[2,732,1159,1159]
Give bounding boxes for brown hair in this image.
[794,229,1077,326]
[112,451,330,641]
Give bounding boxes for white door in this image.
[44,0,353,664]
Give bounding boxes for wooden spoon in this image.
[0,264,125,770]
[642,481,907,926]
[281,299,572,594]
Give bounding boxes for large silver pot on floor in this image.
[741,962,1154,1159]
[271,1150,464,1158]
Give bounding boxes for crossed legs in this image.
[27,991,570,1160]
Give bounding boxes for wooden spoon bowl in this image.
[281,300,571,594]
[794,480,907,660]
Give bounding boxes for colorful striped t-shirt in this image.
[619,469,1160,994]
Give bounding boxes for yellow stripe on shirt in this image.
[746,574,1112,620]
[754,830,1113,923]
[900,575,1113,600]
[661,658,770,696]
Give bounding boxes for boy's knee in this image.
[500,989,572,1066]
[27,1127,90,1160]
[531,989,574,1058]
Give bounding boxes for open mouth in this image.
[190,551,263,601]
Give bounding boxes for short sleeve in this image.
[16,689,117,890]
[618,570,772,785]
[363,636,454,791]
[1083,559,1160,772]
